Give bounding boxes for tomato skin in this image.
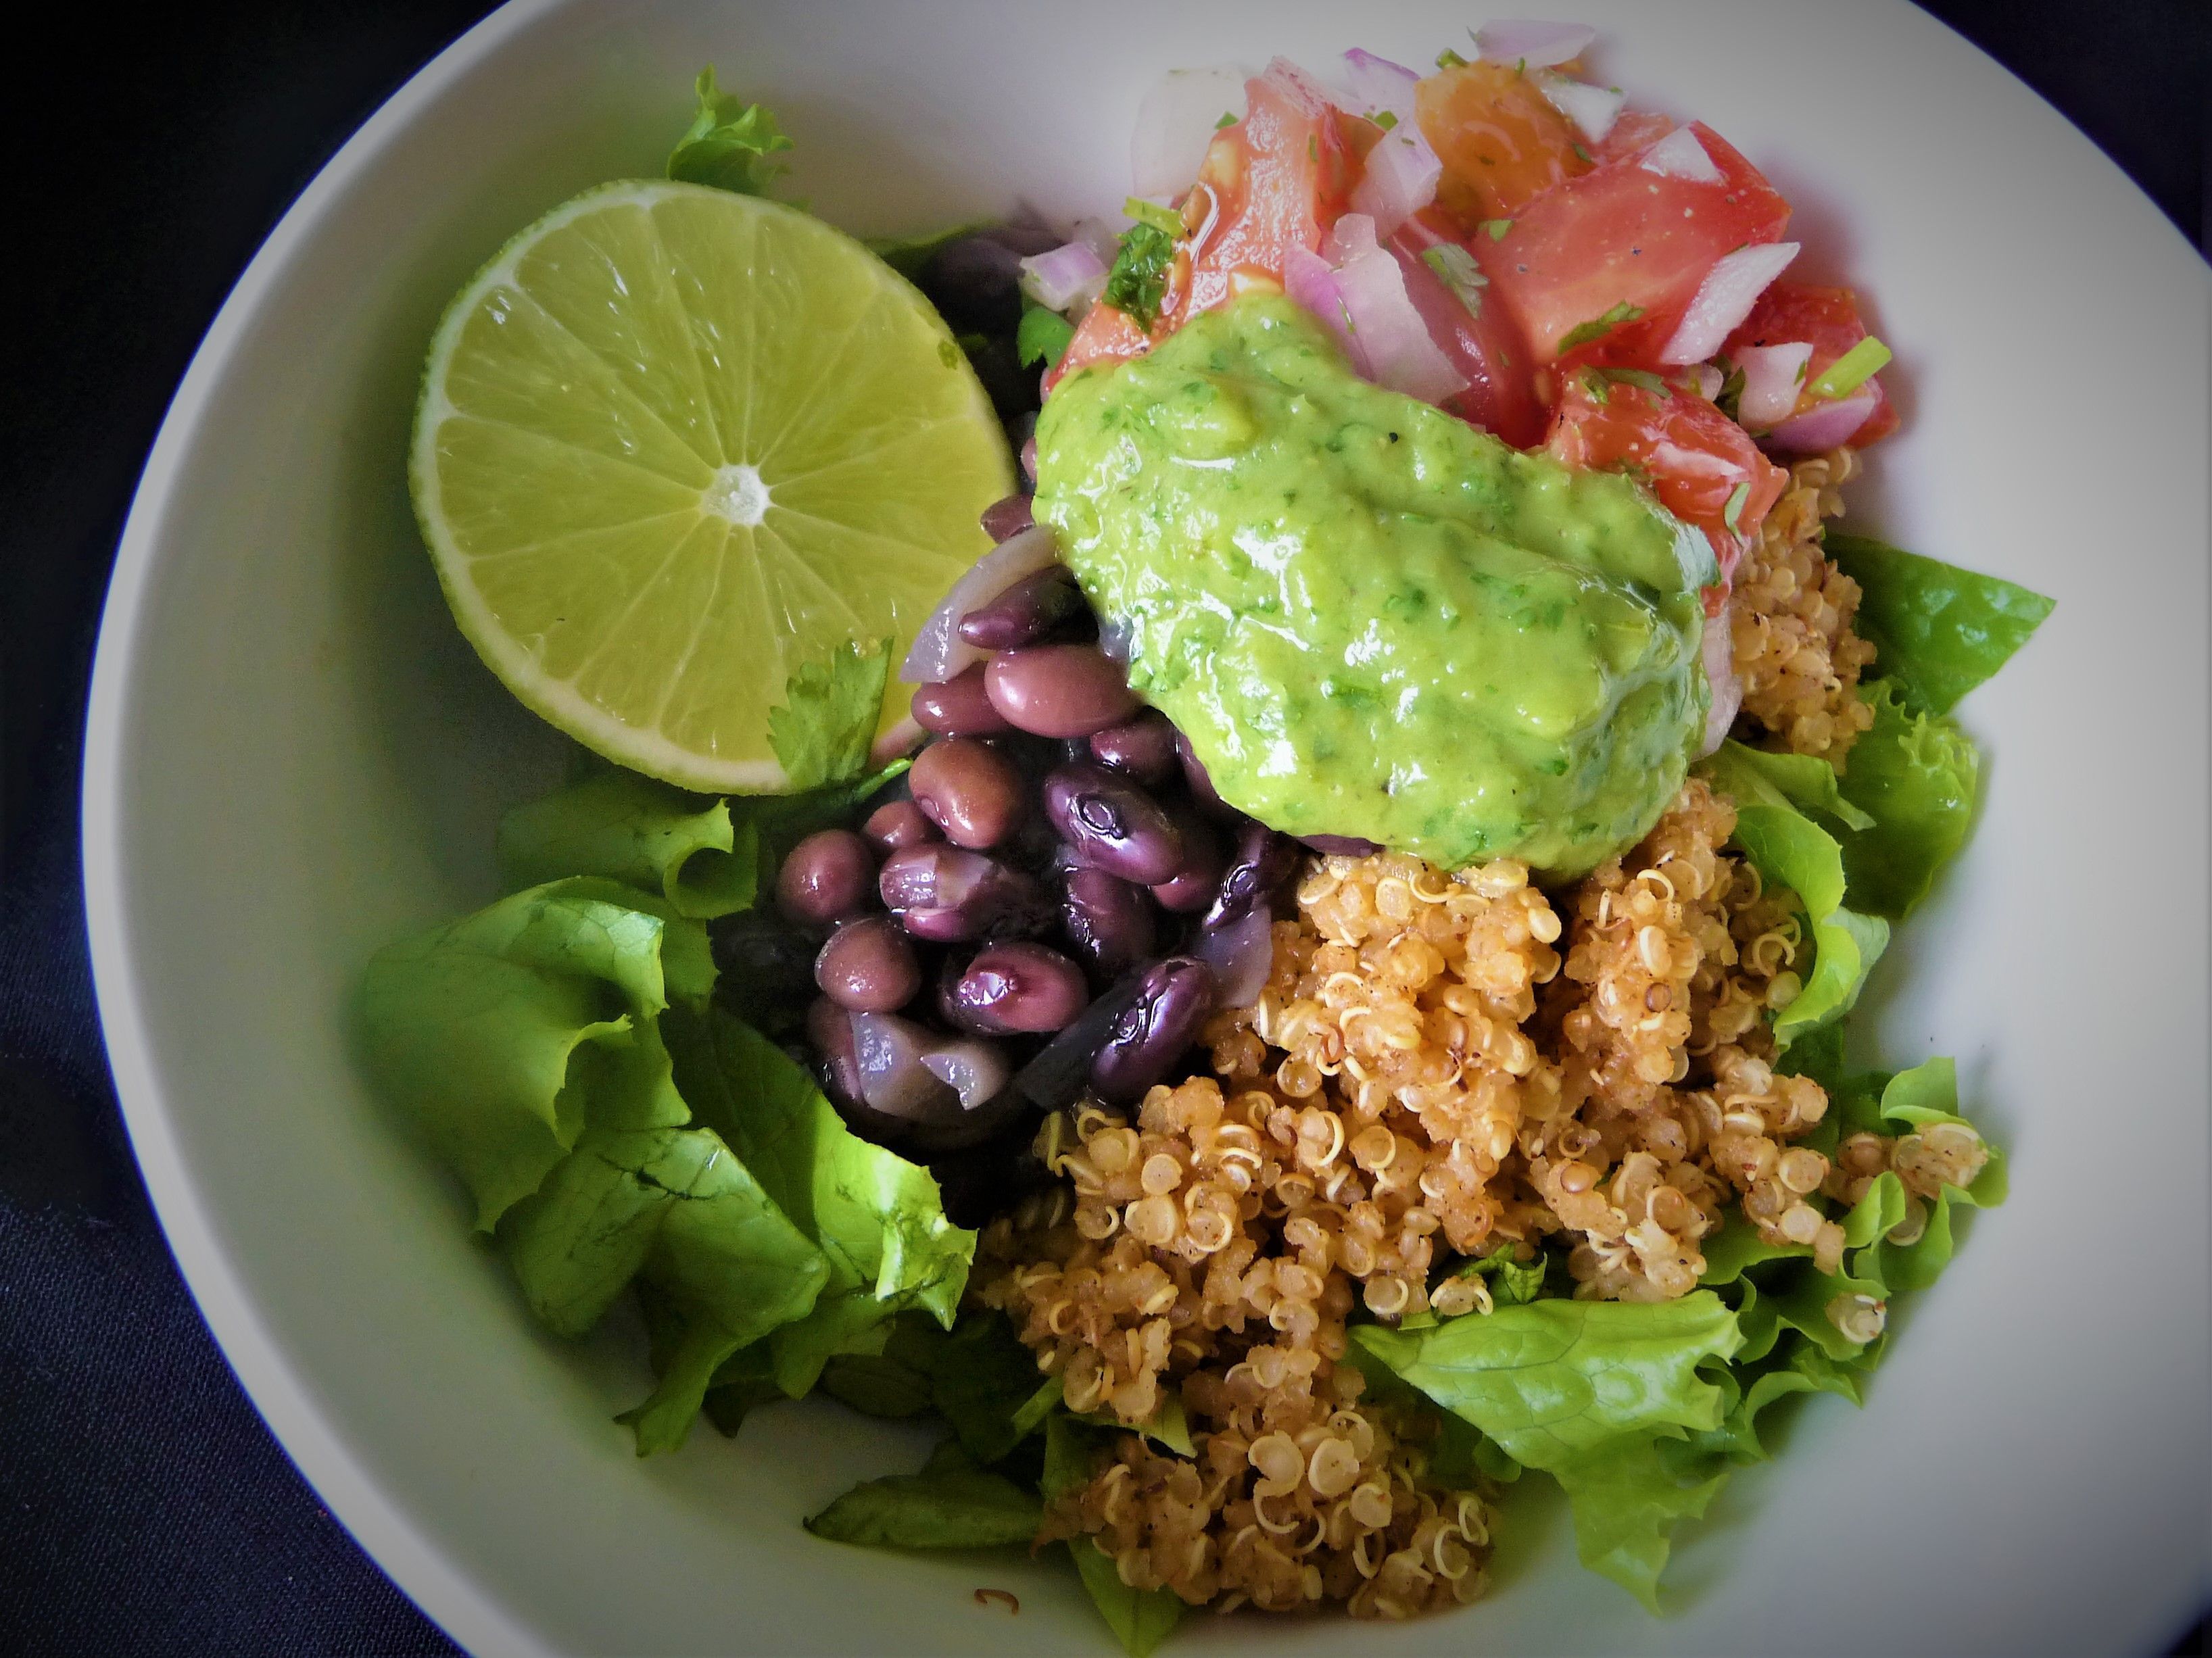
[1592,109,1675,164]
[1723,280,1898,445]
[1389,212,1545,447]
[1047,299,1151,389]
[1415,60,1592,224]
[1546,375,1787,584]
[1478,122,1791,369]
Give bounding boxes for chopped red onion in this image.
[849,1011,958,1116]
[1260,55,1343,118]
[1681,364,1725,401]
[1130,64,1250,199]
[1660,241,1799,366]
[899,522,1062,684]
[921,1038,1012,1111]
[1537,74,1625,142]
[1018,241,1108,312]
[1766,387,1879,453]
[1735,342,1816,430]
[1699,604,1742,758]
[1473,20,1597,67]
[1193,907,1275,1009]
[1639,125,1723,183]
[1337,51,1441,237]
[1288,216,1467,406]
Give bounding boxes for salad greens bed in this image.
[358,68,2051,1655]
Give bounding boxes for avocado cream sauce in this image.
[1034,295,1715,879]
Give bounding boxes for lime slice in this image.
[411,180,1013,792]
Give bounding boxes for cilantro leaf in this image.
[1723,480,1751,533]
[1558,301,1647,353]
[1420,243,1489,318]
[1480,218,1514,241]
[1017,303,1076,370]
[1102,222,1176,330]
[1122,195,1183,236]
[1806,335,1893,401]
[767,638,892,790]
[1456,1243,1547,1307]
[667,66,794,195]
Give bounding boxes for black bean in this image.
[919,235,1025,335]
[1089,957,1218,1106]
[775,829,876,927]
[945,942,1090,1034]
[863,798,938,853]
[980,495,1035,542]
[957,566,1085,651]
[815,917,921,1013]
[1059,867,1158,983]
[1042,763,1184,885]
[1088,710,1181,785]
[1205,820,1303,929]
[912,664,1013,737]
[1151,812,1226,914]
[909,736,1025,850]
[878,845,1051,942]
[986,644,1139,738]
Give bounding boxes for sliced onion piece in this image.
[1193,907,1276,1010]
[1131,64,1249,199]
[1538,73,1625,143]
[898,522,1062,684]
[1335,51,1441,237]
[1289,215,1468,406]
[1681,363,1725,401]
[1766,387,1879,453]
[850,1012,959,1116]
[1735,341,1816,430]
[1018,241,1108,312]
[1659,241,1799,366]
[1260,55,1344,118]
[1699,604,1743,758]
[921,1038,1012,1111]
[1473,19,1597,67]
[1639,124,1723,183]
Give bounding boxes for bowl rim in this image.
[81,3,566,1651]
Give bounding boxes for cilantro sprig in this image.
[1558,301,1647,353]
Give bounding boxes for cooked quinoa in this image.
[976,443,1986,1624]
[1731,447,1881,762]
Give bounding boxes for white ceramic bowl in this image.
[84,2,2210,1653]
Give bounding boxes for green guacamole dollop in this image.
[1033,294,1716,879]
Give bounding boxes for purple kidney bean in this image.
[815,917,921,1013]
[1042,764,1185,885]
[1088,710,1180,785]
[1151,812,1226,914]
[879,845,1050,942]
[863,798,938,854]
[912,664,1013,737]
[807,997,867,1110]
[1059,868,1157,983]
[776,829,876,927]
[980,494,1034,542]
[957,566,1084,651]
[909,737,1025,850]
[985,644,1141,739]
[1303,833,1384,856]
[1205,820,1303,929]
[1088,957,1218,1106]
[945,942,1090,1035]
[848,1010,962,1117]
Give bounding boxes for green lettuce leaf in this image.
[1700,740,1873,831]
[1456,1243,1548,1307]
[768,639,892,791]
[1043,1413,1184,1658]
[874,1310,1059,1464]
[1834,1057,2008,1293]
[817,1349,938,1420]
[805,1438,1044,1549]
[1550,1434,1727,1611]
[359,878,712,1229]
[1018,304,1077,370]
[667,1007,974,1396]
[1831,681,1980,919]
[498,769,759,919]
[1351,1295,1741,1469]
[1823,534,2053,715]
[1076,1393,1195,1458]
[1727,798,1890,1046]
[667,66,794,196]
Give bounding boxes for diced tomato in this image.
[1592,109,1675,164]
[1044,64,1358,394]
[1389,212,1545,447]
[1723,280,1898,445]
[1546,374,1787,586]
[1414,60,1591,224]
[1476,122,1790,370]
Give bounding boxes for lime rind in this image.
[410,180,1011,794]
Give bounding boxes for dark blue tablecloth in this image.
[1,3,2202,1652]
